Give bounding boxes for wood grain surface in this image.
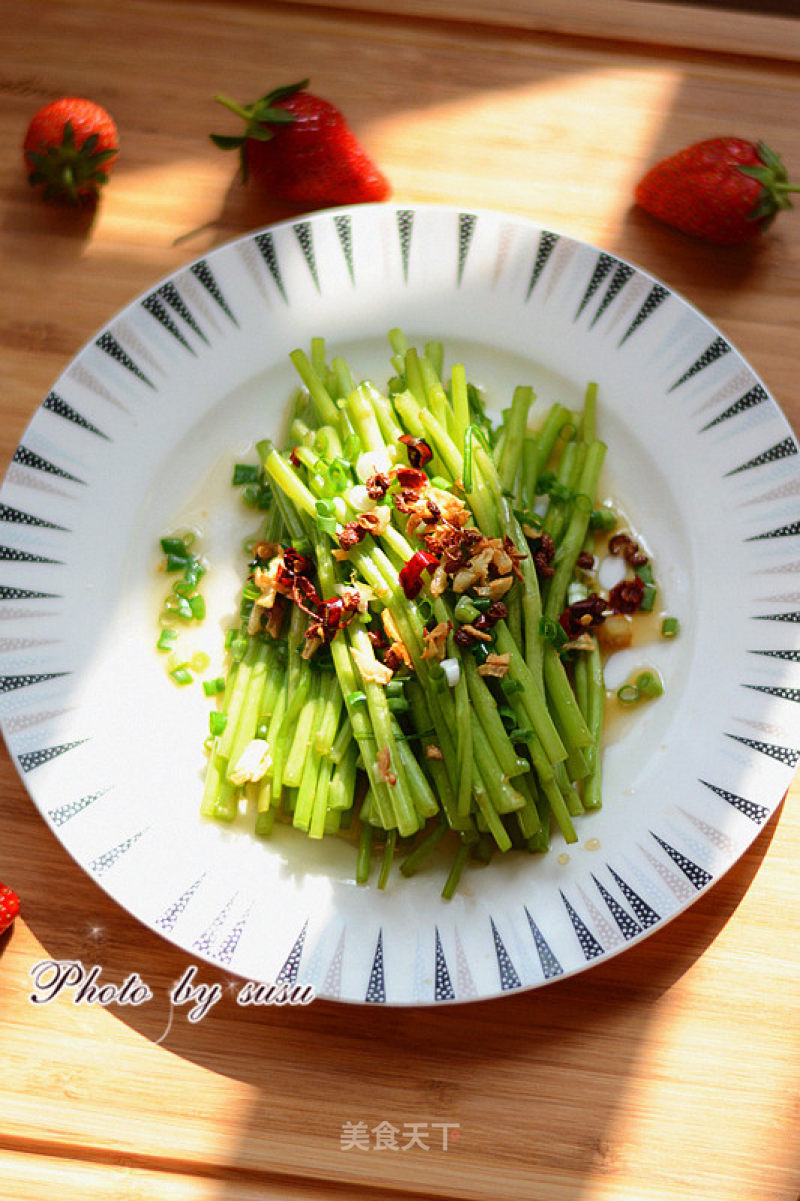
[1,3,799,1200]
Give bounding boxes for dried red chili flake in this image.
[289,447,302,468]
[394,465,428,491]
[337,521,366,551]
[399,550,439,599]
[607,575,645,614]
[531,531,556,580]
[559,594,607,637]
[503,535,527,580]
[306,596,348,647]
[576,550,595,571]
[282,548,314,578]
[608,533,648,568]
[399,434,433,469]
[366,471,391,500]
[367,628,387,650]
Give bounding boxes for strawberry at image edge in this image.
[0,883,20,936]
[210,80,391,208]
[635,137,799,244]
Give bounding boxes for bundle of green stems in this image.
[200,332,610,898]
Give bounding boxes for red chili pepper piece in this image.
[283,547,314,577]
[607,575,645,614]
[399,434,433,469]
[399,550,439,599]
[394,465,428,490]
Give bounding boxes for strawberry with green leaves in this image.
[0,883,19,936]
[23,97,119,205]
[635,137,798,245]
[211,80,390,208]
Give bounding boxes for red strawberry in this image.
[0,883,20,935]
[210,80,390,207]
[635,137,798,244]
[24,97,119,204]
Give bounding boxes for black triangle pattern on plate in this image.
[0,503,67,531]
[523,907,563,978]
[434,927,456,1001]
[560,891,604,959]
[95,331,155,390]
[18,739,88,772]
[700,383,769,432]
[526,230,559,298]
[13,445,85,485]
[193,894,236,956]
[592,875,642,939]
[618,283,669,346]
[189,260,238,325]
[397,209,414,283]
[606,867,660,928]
[275,919,309,985]
[142,293,196,356]
[725,438,797,476]
[668,336,731,393]
[365,929,386,1003]
[457,212,477,286]
[699,778,769,823]
[0,545,62,568]
[490,918,521,990]
[0,545,62,565]
[590,262,635,328]
[157,282,210,345]
[746,521,800,542]
[155,873,206,933]
[575,252,615,320]
[293,222,319,292]
[43,392,110,440]
[0,671,69,693]
[725,732,800,768]
[0,584,60,601]
[48,787,111,828]
[750,647,800,660]
[745,683,800,703]
[333,214,354,284]
[216,903,253,967]
[253,232,287,303]
[89,828,146,876]
[650,832,712,890]
[752,612,800,623]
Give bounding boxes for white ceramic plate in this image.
[2,204,799,1005]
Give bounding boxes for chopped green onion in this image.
[156,628,178,651]
[169,667,193,686]
[454,596,480,624]
[347,690,367,708]
[230,636,248,661]
[209,711,228,736]
[188,594,206,620]
[539,616,567,648]
[165,552,191,573]
[635,669,663,698]
[661,616,680,638]
[203,677,226,696]
[639,583,657,613]
[417,598,434,622]
[617,683,639,704]
[232,463,261,485]
[160,536,187,556]
[589,506,617,531]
